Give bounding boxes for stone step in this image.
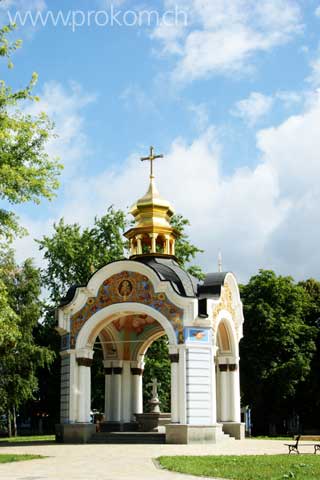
[89,432,166,444]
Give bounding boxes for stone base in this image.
[222,422,245,440]
[55,423,96,444]
[158,413,171,426]
[100,422,138,432]
[165,424,226,444]
[134,413,160,432]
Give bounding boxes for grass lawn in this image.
[0,435,55,443]
[0,454,44,463]
[158,455,320,480]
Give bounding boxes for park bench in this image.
[285,435,320,454]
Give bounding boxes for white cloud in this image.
[0,0,46,10]
[315,6,320,18]
[307,49,320,88]
[23,81,96,177]
[188,102,210,130]
[14,81,95,265]
[232,92,274,125]
[120,85,155,112]
[14,77,320,283]
[152,0,302,83]
[0,0,46,24]
[40,91,320,282]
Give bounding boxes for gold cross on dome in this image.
[141,146,164,178]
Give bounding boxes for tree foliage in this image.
[38,206,128,304]
[0,24,62,241]
[0,248,54,432]
[171,214,204,280]
[240,270,318,434]
[143,335,171,412]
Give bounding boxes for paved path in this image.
[0,439,289,480]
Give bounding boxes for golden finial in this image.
[141,146,163,179]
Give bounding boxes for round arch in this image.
[215,312,238,357]
[135,329,167,360]
[75,302,178,352]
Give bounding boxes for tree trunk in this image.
[7,409,12,438]
[13,406,17,437]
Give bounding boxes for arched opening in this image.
[140,333,171,414]
[215,319,239,423]
[75,304,177,430]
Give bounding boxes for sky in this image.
[1,0,320,283]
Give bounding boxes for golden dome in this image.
[124,147,179,257]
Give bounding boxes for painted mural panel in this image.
[70,271,184,347]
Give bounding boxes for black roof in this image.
[58,257,227,307]
[197,272,227,299]
[134,255,198,297]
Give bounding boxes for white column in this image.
[215,361,221,422]
[229,361,241,422]
[211,349,217,424]
[121,360,132,423]
[103,361,112,422]
[149,233,158,254]
[178,345,187,424]
[131,361,144,419]
[169,350,179,423]
[219,363,229,422]
[165,235,170,254]
[136,235,142,254]
[77,361,92,423]
[76,348,93,423]
[112,361,123,422]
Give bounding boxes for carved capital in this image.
[229,364,238,371]
[131,367,143,376]
[169,353,179,363]
[113,367,123,375]
[219,364,228,372]
[77,357,93,367]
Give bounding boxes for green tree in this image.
[143,336,171,412]
[0,24,62,241]
[296,279,320,431]
[240,270,317,435]
[0,248,54,436]
[171,214,205,280]
[38,206,128,304]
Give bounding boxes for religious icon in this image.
[118,279,133,297]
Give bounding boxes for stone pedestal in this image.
[55,423,96,444]
[134,413,160,432]
[222,422,245,440]
[165,424,226,444]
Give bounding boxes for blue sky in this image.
[1,0,320,282]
